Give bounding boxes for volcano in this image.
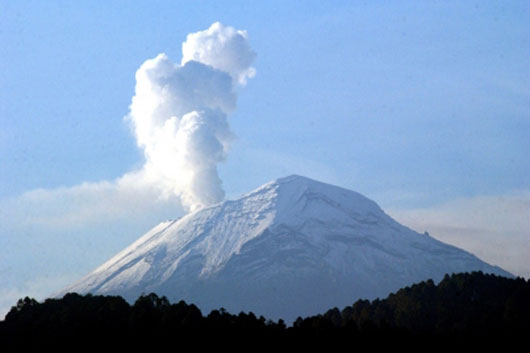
[61,175,511,322]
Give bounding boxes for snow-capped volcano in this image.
[61,175,511,322]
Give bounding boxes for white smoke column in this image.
[182,22,256,85]
[126,22,256,211]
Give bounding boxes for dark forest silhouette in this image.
[1,271,529,351]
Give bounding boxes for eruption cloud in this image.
[126,22,256,211]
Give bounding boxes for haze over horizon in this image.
[1,1,529,319]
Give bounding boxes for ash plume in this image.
[126,22,256,211]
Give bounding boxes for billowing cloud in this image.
[127,22,256,211]
[0,23,256,315]
[181,22,256,85]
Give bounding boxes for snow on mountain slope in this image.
[60,175,512,322]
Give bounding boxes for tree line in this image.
[1,271,529,351]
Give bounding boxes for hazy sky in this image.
[1,1,529,318]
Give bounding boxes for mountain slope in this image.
[60,175,511,322]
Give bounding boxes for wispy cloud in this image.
[388,190,530,279]
[0,173,183,229]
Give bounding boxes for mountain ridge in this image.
[60,175,511,322]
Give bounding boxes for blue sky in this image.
[1,1,529,317]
